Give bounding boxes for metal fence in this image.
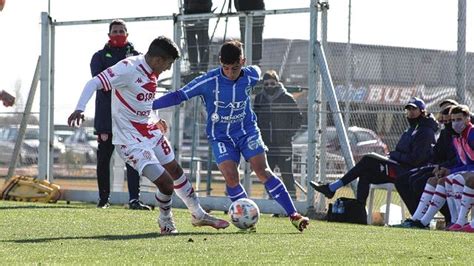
[1,0,472,215]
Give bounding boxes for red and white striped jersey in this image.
[96,54,161,146]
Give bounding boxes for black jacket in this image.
[90,42,140,134]
[183,0,212,14]
[253,84,302,150]
[389,114,439,169]
[234,0,265,11]
[433,127,457,168]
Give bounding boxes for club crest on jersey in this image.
[211,113,220,122]
[247,136,262,150]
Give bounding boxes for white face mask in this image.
[452,120,466,134]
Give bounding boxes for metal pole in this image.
[456,0,466,103]
[49,23,56,182]
[39,12,52,180]
[344,0,352,126]
[307,0,320,212]
[317,0,329,212]
[172,14,182,161]
[7,57,41,180]
[316,43,354,170]
[242,14,253,193]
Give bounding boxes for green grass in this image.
[0,200,472,264]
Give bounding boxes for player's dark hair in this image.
[449,105,470,116]
[146,36,181,60]
[109,19,127,33]
[220,40,243,64]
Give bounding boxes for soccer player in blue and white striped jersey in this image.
[153,40,309,232]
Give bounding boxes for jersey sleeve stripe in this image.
[97,73,112,91]
[114,89,136,113]
[182,76,216,98]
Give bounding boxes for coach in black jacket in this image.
[254,70,303,199]
[90,19,149,210]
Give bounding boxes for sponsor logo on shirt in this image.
[214,100,247,110]
[218,112,246,123]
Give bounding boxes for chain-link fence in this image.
[1,1,472,215]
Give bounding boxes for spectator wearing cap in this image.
[310,97,439,206]
[395,103,458,226]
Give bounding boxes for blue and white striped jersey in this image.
[180,66,261,141]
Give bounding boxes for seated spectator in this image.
[394,103,457,226]
[399,105,474,229]
[310,97,438,205]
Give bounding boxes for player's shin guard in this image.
[226,183,248,202]
[412,183,435,220]
[155,189,172,218]
[420,184,446,226]
[454,186,474,226]
[173,173,206,218]
[445,179,458,223]
[265,176,297,216]
[452,174,465,211]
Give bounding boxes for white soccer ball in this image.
[228,198,260,229]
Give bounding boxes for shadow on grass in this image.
[0,205,77,210]
[3,231,297,243]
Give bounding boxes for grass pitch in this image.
[0,200,472,265]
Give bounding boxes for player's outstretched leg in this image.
[166,161,229,230]
[265,175,309,232]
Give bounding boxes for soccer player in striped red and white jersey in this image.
[68,36,229,234]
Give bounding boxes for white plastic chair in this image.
[367,183,405,225]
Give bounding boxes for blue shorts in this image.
[211,131,266,164]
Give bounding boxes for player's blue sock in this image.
[265,176,297,215]
[329,180,343,192]
[226,183,248,202]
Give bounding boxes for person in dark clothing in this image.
[394,105,457,224]
[183,0,212,73]
[90,19,150,210]
[234,0,265,66]
[253,70,303,199]
[310,97,438,205]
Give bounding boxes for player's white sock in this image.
[173,173,206,219]
[155,189,172,218]
[452,174,465,211]
[445,179,458,224]
[420,184,446,226]
[412,183,435,221]
[454,186,474,226]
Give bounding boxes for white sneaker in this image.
[191,213,230,229]
[158,214,178,235]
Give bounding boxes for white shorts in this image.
[116,135,175,177]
